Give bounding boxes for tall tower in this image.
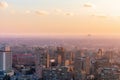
[85,57,90,74]
[46,53,50,68]
[97,49,103,59]
[0,44,12,71]
[35,47,50,79]
[70,52,75,65]
[56,47,65,66]
[74,57,90,74]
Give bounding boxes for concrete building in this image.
[12,53,35,66]
[42,66,70,80]
[99,67,120,80]
[96,49,104,59]
[74,56,91,80]
[56,47,65,66]
[75,56,90,73]
[0,44,12,72]
[35,47,50,79]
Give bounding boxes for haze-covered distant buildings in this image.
[0,40,120,80]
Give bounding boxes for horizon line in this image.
[0,34,120,39]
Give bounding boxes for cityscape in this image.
[1,0,120,80]
[0,38,120,80]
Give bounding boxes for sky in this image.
[0,0,120,37]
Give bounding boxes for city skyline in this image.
[0,0,120,37]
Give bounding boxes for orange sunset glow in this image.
[0,0,120,37]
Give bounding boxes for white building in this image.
[0,44,12,72]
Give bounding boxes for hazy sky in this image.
[0,0,120,37]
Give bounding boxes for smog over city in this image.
[0,0,120,80]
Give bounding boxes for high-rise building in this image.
[0,44,12,71]
[56,47,65,66]
[35,47,50,79]
[74,56,91,80]
[96,49,104,59]
[70,52,75,65]
[46,53,50,68]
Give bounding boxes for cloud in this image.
[0,1,8,9]
[83,3,95,8]
[91,14,107,18]
[54,9,62,13]
[25,10,31,14]
[97,15,107,18]
[64,12,74,16]
[35,10,49,16]
[53,9,75,16]
[54,9,65,15]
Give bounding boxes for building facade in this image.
[0,44,12,72]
